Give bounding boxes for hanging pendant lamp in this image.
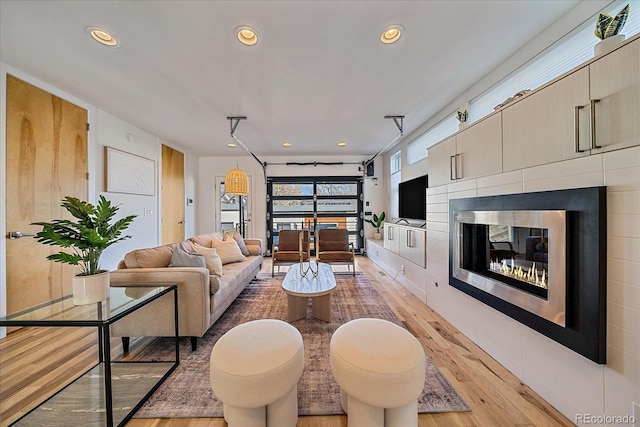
[225,166,249,195]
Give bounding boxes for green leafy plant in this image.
[364,211,386,233]
[456,109,469,123]
[595,4,630,40]
[32,196,137,276]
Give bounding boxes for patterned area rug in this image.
[131,273,470,418]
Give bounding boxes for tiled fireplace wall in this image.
[424,146,639,422]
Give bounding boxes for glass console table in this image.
[0,284,179,427]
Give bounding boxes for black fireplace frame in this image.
[449,187,606,363]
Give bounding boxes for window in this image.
[470,4,640,122]
[390,150,401,174]
[389,150,401,218]
[406,115,459,164]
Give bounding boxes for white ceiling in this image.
[1,0,582,157]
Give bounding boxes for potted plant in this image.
[365,212,386,240]
[32,195,137,305]
[594,4,630,56]
[456,109,469,130]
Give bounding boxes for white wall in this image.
[94,110,161,270]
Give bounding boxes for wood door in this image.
[5,75,88,314]
[161,144,185,244]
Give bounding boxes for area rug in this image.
[131,273,470,418]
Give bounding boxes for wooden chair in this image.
[316,228,355,276]
[272,230,310,276]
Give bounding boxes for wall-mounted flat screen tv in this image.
[399,175,427,220]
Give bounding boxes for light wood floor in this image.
[0,257,573,427]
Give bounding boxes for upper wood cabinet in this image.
[427,37,639,186]
[502,67,590,171]
[427,113,502,187]
[589,39,640,154]
[427,136,456,187]
[457,113,503,180]
[502,38,639,171]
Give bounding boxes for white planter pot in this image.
[594,35,625,56]
[73,271,110,305]
[374,233,383,240]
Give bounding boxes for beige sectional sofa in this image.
[110,232,263,351]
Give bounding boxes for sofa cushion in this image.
[193,243,224,276]
[224,230,250,256]
[123,242,180,268]
[214,237,247,264]
[169,243,207,268]
[190,232,223,248]
[210,275,221,294]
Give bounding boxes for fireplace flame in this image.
[489,258,548,289]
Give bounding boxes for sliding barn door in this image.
[5,75,88,314]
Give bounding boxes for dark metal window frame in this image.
[267,176,364,255]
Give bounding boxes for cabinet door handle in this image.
[590,99,601,149]
[450,155,456,181]
[574,105,587,153]
[455,153,462,179]
[408,230,414,248]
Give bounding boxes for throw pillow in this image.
[224,230,250,256]
[192,243,224,276]
[168,243,206,268]
[214,238,247,264]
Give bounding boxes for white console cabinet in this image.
[383,223,426,268]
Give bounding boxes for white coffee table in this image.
[281,262,336,322]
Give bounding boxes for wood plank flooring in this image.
[0,257,572,427]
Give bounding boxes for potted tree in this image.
[32,195,136,305]
[365,211,386,240]
[594,4,630,56]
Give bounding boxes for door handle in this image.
[574,104,587,153]
[8,231,36,239]
[455,153,462,179]
[450,155,456,181]
[178,220,185,224]
[590,99,601,149]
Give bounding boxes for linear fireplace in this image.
[449,187,606,363]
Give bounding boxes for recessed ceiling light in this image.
[227,142,237,148]
[236,26,259,46]
[282,142,292,148]
[380,25,403,44]
[337,141,347,147]
[87,27,120,47]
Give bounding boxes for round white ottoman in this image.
[210,319,304,427]
[330,318,425,427]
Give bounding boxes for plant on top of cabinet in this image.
[595,4,630,40]
[594,4,631,56]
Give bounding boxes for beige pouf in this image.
[210,319,304,427]
[330,318,425,427]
